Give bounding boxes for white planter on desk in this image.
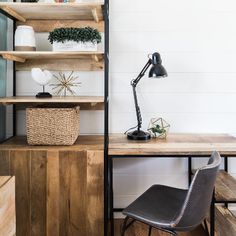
[52,41,97,52]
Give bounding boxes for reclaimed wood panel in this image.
[59,151,71,236]
[30,151,47,236]
[0,150,10,175]
[0,176,15,236]
[87,150,104,236]
[47,150,60,236]
[0,148,104,236]
[10,150,31,236]
[215,170,236,202]
[68,151,87,235]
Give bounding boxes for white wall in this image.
[11,0,236,214]
[109,0,236,214]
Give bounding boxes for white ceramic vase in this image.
[15,25,36,51]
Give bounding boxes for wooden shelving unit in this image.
[0,2,104,22]
[0,1,109,234]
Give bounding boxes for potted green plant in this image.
[48,27,102,52]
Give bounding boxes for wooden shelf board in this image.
[0,51,104,63]
[0,135,104,150]
[215,170,236,202]
[0,96,104,106]
[0,2,104,21]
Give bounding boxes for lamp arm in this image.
[131,59,152,86]
[131,59,152,131]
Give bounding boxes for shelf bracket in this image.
[92,54,99,62]
[91,8,99,23]
[0,6,26,22]
[2,54,26,63]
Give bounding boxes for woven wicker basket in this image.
[26,106,80,145]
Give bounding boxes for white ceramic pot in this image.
[15,25,36,51]
[52,40,97,52]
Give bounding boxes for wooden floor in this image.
[114,220,207,236]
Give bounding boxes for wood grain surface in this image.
[0,2,104,21]
[215,170,236,202]
[214,206,236,236]
[16,58,104,71]
[0,176,15,236]
[0,135,104,150]
[109,134,236,156]
[17,20,104,32]
[0,146,104,236]
[0,96,104,106]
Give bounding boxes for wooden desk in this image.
[109,133,236,156]
[108,134,236,236]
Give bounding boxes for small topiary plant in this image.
[48,27,102,44]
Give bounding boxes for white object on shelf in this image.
[31,68,52,86]
[15,26,36,51]
[52,41,97,52]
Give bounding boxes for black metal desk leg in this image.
[210,191,215,236]
[109,157,114,236]
[188,157,192,186]
[224,157,229,208]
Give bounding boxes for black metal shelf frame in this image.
[0,1,111,235]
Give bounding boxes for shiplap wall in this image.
[9,0,236,214]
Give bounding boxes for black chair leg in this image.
[204,219,210,236]
[121,217,136,236]
[121,217,129,236]
[148,226,152,236]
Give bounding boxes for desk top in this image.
[109,134,236,156]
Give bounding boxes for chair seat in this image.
[123,185,187,229]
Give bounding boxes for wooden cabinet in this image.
[0,136,104,236]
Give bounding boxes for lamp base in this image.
[36,92,52,98]
[127,130,151,140]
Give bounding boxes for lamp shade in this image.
[148,52,168,78]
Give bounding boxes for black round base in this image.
[127,130,151,140]
[36,92,52,98]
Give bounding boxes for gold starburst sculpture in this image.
[50,71,81,97]
[148,117,170,139]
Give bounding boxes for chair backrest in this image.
[171,151,221,230]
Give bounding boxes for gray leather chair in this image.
[121,151,221,236]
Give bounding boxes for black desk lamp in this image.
[127,52,168,140]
